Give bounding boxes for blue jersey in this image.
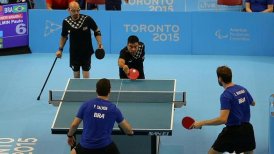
[220,85,254,126]
[246,0,274,12]
[76,98,124,149]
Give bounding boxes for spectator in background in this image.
[46,0,75,10]
[105,0,128,10]
[77,0,98,10]
[245,0,274,12]
[26,0,35,9]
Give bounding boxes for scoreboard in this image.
[0,2,30,55]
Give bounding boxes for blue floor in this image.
[0,53,273,154]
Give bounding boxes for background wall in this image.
[29,10,274,56]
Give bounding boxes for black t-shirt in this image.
[119,42,145,79]
[61,14,98,65]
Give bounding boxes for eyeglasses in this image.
[69,8,80,13]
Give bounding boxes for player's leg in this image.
[74,71,80,78]
[82,71,89,78]
[70,148,77,154]
[235,123,256,154]
[82,61,91,78]
[70,65,81,78]
[104,142,120,154]
[209,127,235,154]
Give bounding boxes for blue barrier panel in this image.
[191,12,274,56]
[29,10,111,53]
[110,11,191,54]
[29,10,274,56]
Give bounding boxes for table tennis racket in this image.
[95,48,105,60]
[182,116,195,130]
[128,68,139,80]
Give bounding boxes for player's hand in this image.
[192,121,203,129]
[67,136,75,147]
[123,65,129,75]
[98,44,103,49]
[56,50,62,58]
[124,0,129,3]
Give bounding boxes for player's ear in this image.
[218,77,223,87]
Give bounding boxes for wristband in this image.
[59,47,63,52]
[67,134,73,138]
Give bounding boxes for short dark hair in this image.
[127,35,139,44]
[216,66,232,84]
[96,78,111,96]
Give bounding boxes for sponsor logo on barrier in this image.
[198,0,241,11]
[215,28,250,41]
[198,0,218,10]
[215,30,229,39]
[44,20,62,37]
[124,24,180,42]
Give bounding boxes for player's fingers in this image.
[56,52,62,58]
[67,137,75,146]
[123,65,129,74]
[99,44,103,49]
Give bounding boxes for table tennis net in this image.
[49,90,185,104]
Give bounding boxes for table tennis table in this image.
[51,78,185,154]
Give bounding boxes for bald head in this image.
[68,1,80,20]
[69,1,80,8]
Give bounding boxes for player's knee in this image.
[82,65,91,71]
[71,65,80,72]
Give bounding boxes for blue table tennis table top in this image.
[51,79,177,136]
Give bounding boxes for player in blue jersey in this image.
[245,0,273,12]
[193,66,256,154]
[67,78,134,154]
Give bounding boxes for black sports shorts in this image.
[74,142,120,154]
[212,122,256,153]
[70,60,91,72]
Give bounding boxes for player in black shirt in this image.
[118,35,145,79]
[56,1,103,78]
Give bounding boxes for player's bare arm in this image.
[193,109,230,128]
[119,119,134,135]
[56,36,68,58]
[118,58,129,74]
